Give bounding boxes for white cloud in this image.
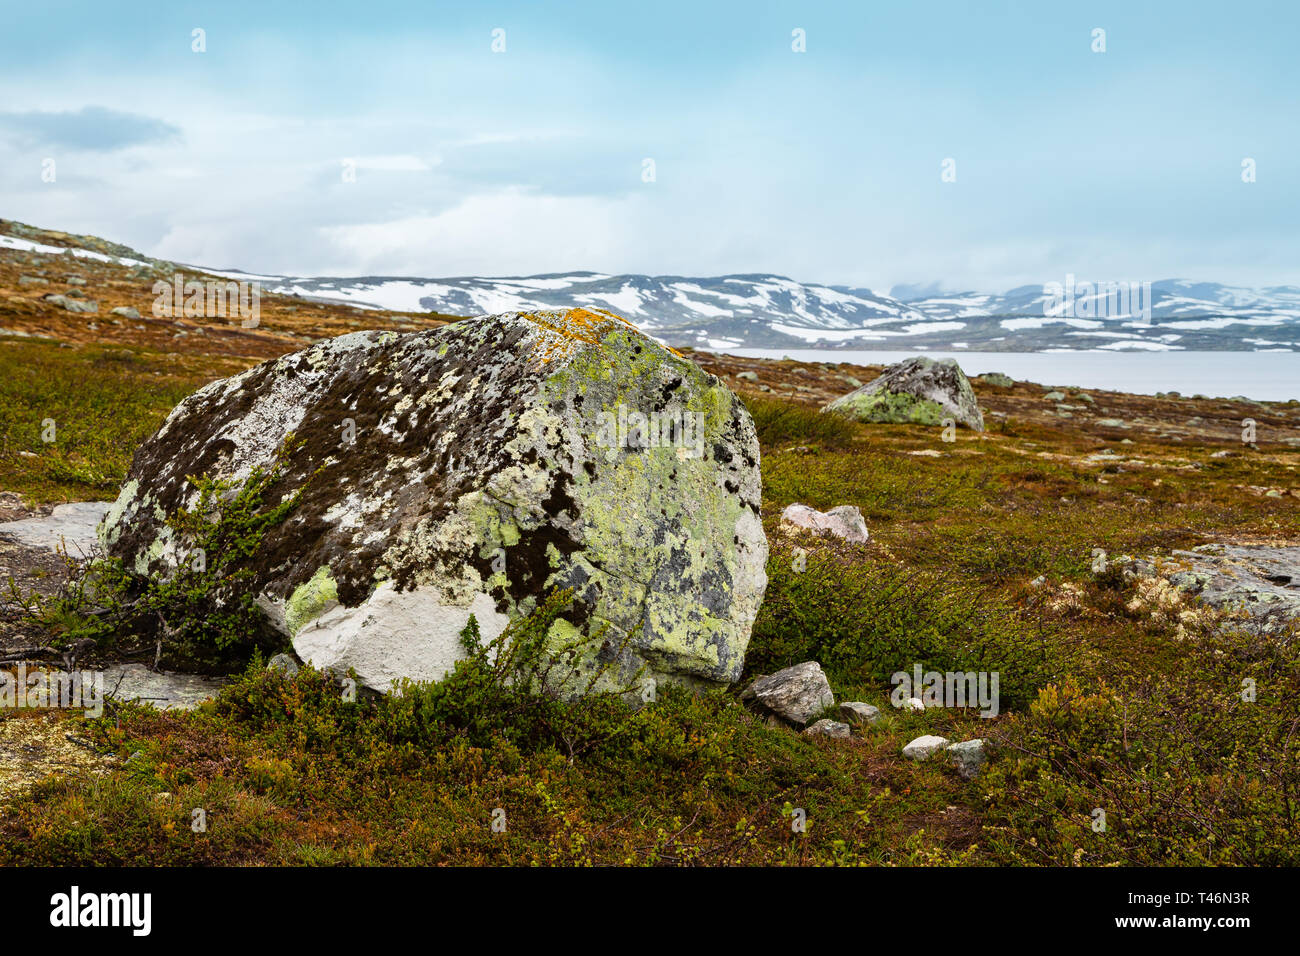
[317,189,656,277]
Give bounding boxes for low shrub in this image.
[748,540,1073,711]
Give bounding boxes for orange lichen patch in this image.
[523,307,646,363]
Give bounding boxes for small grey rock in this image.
[945,739,987,779]
[804,719,851,738]
[268,653,300,677]
[839,701,881,725]
[742,661,835,726]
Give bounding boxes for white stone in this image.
[779,503,869,544]
[902,734,951,760]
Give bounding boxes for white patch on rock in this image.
[292,584,509,693]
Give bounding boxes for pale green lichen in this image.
[135,534,169,576]
[98,478,139,549]
[531,326,758,683]
[286,565,339,636]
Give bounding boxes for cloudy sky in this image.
[1,0,1297,293]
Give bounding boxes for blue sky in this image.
[1,0,1297,292]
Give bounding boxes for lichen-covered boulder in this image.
[99,309,768,693]
[824,356,984,430]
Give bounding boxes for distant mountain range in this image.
[3,218,1298,352]
[257,271,1300,352]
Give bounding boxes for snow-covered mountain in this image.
[259,270,1300,352]
[3,217,1297,351]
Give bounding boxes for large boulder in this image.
[824,357,984,430]
[99,309,768,693]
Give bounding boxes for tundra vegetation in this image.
[2,325,1299,866]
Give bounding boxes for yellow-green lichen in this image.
[286,565,339,636]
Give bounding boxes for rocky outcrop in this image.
[100,309,768,694]
[41,293,98,314]
[825,357,983,430]
[978,372,1014,388]
[1114,544,1300,638]
[103,664,224,711]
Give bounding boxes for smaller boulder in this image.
[945,739,986,779]
[902,734,951,760]
[979,372,1014,388]
[779,503,869,544]
[824,357,983,431]
[804,719,851,739]
[742,661,835,727]
[111,306,142,319]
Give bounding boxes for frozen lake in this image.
[709,349,1300,403]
